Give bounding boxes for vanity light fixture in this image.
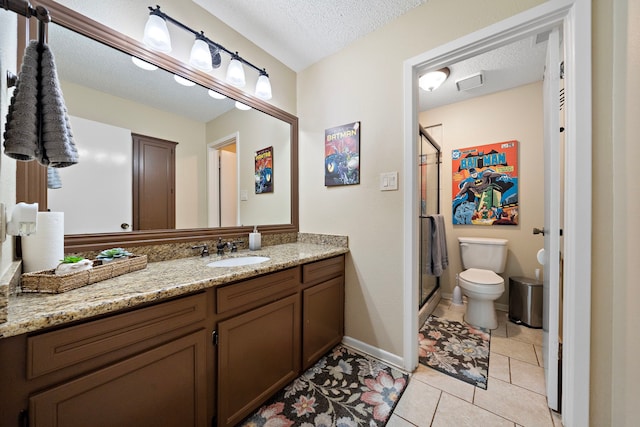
[208,89,227,100]
[234,101,251,111]
[142,5,273,100]
[173,74,196,86]
[131,56,158,70]
[419,67,450,92]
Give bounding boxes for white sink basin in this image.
[207,256,270,268]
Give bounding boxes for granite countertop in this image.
[0,241,348,339]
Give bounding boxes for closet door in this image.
[132,133,177,230]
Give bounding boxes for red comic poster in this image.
[451,140,518,225]
[255,146,273,194]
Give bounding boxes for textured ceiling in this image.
[192,0,428,72]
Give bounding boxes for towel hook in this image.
[6,71,18,88]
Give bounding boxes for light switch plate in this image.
[380,172,398,191]
[240,190,248,201]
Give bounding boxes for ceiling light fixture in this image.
[142,5,273,100]
[419,67,450,92]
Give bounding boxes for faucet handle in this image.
[191,244,209,257]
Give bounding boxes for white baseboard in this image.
[341,336,407,372]
[441,293,509,313]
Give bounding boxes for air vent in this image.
[455,72,484,92]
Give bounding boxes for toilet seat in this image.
[459,268,503,285]
[459,268,505,294]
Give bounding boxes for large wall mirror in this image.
[15,0,298,252]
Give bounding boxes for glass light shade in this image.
[143,14,172,53]
[189,38,213,71]
[208,90,227,100]
[419,68,449,91]
[254,74,272,100]
[235,101,251,110]
[226,58,246,87]
[174,74,196,86]
[131,56,158,71]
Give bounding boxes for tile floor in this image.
[387,299,563,427]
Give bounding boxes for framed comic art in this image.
[255,146,273,194]
[324,122,360,186]
[452,140,519,225]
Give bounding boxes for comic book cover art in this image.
[451,140,519,225]
[255,146,273,194]
[324,122,360,186]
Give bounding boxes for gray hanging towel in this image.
[47,167,62,189]
[39,42,78,167]
[425,214,449,276]
[3,42,40,161]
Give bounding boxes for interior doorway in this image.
[402,2,592,426]
[207,133,239,228]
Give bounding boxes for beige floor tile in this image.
[534,345,544,367]
[392,377,441,426]
[551,410,563,426]
[490,336,539,365]
[412,364,476,403]
[489,352,511,382]
[443,308,465,323]
[431,392,514,427]
[507,322,543,346]
[510,358,546,395]
[474,377,553,427]
[492,321,508,337]
[386,413,418,427]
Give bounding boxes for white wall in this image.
[0,9,18,276]
[297,0,546,358]
[420,82,544,307]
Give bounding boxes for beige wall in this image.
[420,82,544,307]
[610,0,639,425]
[297,0,546,358]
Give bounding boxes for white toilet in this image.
[458,237,508,329]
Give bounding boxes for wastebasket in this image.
[508,276,543,328]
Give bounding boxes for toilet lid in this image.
[459,268,503,285]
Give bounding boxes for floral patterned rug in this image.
[418,316,491,389]
[239,345,408,427]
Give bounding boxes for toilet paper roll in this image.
[536,248,545,265]
[21,212,64,273]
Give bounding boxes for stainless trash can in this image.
[508,276,543,328]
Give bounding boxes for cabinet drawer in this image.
[217,267,300,314]
[302,255,344,285]
[28,293,207,379]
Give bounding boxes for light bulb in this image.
[142,14,172,53]
[189,38,212,71]
[226,57,246,87]
[174,74,195,87]
[131,56,158,71]
[419,68,450,92]
[208,90,226,100]
[255,74,272,100]
[235,101,251,110]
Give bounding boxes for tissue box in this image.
[21,255,147,294]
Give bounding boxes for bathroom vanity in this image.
[0,244,346,427]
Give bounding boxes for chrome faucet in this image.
[191,244,209,257]
[215,238,244,255]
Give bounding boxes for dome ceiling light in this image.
[418,67,450,92]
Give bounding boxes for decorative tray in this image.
[20,255,148,294]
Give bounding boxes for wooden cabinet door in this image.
[29,330,208,427]
[302,276,344,370]
[216,294,301,427]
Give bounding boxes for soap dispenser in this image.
[249,226,261,250]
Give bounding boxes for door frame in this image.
[402,1,591,425]
[207,133,240,228]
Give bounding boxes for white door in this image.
[542,27,562,411]
[48,116,132,234]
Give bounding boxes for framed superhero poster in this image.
[324,122,360,186]
[255,146,273,194]
[451,140,519,225]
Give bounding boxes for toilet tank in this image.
[458,237,508,273]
